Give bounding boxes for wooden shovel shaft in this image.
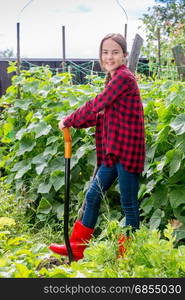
[63,128,72,158]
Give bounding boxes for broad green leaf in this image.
[140,196,154,215]
[149,209,164,229]
[7,62,17,73]
[175,134,185,153]
[169,187,185,209]
[170,114,185,135]
[37,182,52,194]
[34,121,52,138]
[43,144,58,156]
[56,204,64,220]
[169,150,183,177]
[87,150,96,167]
[15,128,27,140]
[50,173,65,191]
[174,225,185,242]
[32,154,46,164]
[153,185,168,209]
[37,198,52,214]
[12,159,32,179]
[17,136,36,156]
[167,88,185,107]
[52,202,64,219]
[36,162,47,175]
[14,99,32,110]
[15,163,32,179]
[25,111,34,122]
[173,206,185,224]
[46,136,59,145]
[22,80,40,93]
[49,157,65,172]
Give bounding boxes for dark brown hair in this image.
[99,33,127,85]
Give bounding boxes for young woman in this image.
[49,33,145,261]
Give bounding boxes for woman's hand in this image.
[58,118,66,131]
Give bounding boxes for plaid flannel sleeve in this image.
[63,100,97,128]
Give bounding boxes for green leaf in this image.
[17,136,36,156]
[34,121,52,138]
[32,153,46,164]
[167,89,185,107]
[149,209,164,229]
[14,99,32,110]
[170,114,185,135]
[15,128,27,140]
[36,162,47,175]
[140,197,154,215]
[169,187,185,209]
[169,150,183,177]
[37,182,52,194]
[14,263,33,278]
[50,172,65,191]
[52,203,64,219]
[49,157,65,172]
[7,62,17,73]
[46,136,59,145]
[174,225,185,242]
[37,198,52,214]
[153,185,168,209]
[12,160,32,179]
[43,144,58,156]
[173,206,185,224]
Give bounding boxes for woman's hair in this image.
[99,33,128,85]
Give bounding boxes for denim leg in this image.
[82,164,118,228]
[116,163,140,230]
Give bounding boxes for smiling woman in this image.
[49,32,145,261]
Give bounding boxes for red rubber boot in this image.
[49,220,94,261]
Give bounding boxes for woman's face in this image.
[101,38,124,75]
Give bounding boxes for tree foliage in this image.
[140,0,185,75]
[0,48,14,58]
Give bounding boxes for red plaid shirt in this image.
[63,64,145,173]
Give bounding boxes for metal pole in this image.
[64,159,74,263]
[16,22,21,98]
[124,23,127,41]
[62,25,66,72]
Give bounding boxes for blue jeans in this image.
[82,163,140,230]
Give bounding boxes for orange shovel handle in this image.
[62,128,72,158]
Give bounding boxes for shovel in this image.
[62,127,74,264]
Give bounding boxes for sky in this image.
[0,0,156,59]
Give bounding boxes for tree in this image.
[140,0,185,78]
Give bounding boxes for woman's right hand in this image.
[58,118,66,131]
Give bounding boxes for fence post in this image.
[157,27,161,79]
[16,22,21,98]
[128,33,143,73]
[62,25,66,72]
[172,45,185,80]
